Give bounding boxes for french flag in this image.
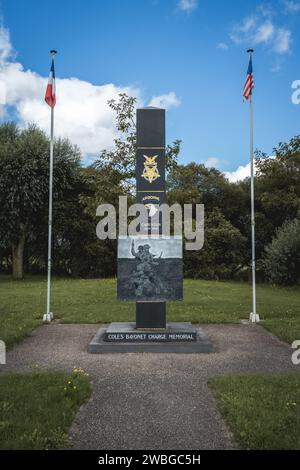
[45,58,56,108]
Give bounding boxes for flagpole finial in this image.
[247,48,254,54]
[50,50,57,56]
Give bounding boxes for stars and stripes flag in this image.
[45,58,56,107]
[243,55,254,101]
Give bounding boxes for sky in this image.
[0,0,300,181]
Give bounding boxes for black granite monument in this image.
[136,107,167,328]
[89,107,213,353]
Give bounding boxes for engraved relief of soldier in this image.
[130,240,171,298]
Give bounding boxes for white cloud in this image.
[225,157,276,182]
[284,1,300,13]
[0,25,180,159]
[224,163,253,182]
[148,92,181,109]
[216,42,229,50]
[203,157,220,168]
[230,13,292,54]
[0,60,140,156]
[178,0,198,12]
[239,16,257,33]
[230,16,256,43]
[0,25,13,65]
[274,28,292,54]
[257,4,275,18]
[253,20,275,43]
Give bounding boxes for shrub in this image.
[263,217,300,285]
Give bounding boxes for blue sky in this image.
[1,0,300,179]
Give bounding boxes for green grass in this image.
[263,318,300,345]
[209,374,300,450]
[0,368,91,450]
[0,275,299,348]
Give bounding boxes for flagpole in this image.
[247,48,260,323]
[43,49,57,323]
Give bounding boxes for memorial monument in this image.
[89,107,212,353]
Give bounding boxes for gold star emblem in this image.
[141,155,160,183]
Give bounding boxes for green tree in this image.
[95,93,181,183]
[184,209,247,280]
[255,138,300,229]
[167,162,248,221]
[263,216,300,286]
[0,123,81,279]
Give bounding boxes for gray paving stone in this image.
[2,323,298,450]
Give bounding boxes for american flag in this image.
[45,57,56,108]
[243,56,254,101]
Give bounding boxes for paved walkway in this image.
[3,323,298,449]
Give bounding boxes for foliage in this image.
[0,124,81,244]
[263,216,300,286]
[0,123,82,277]
[167,162,228,208]
[184,209,247,280]
[0,96,300,282]
[95,93,181,181]
[255,140,300,231]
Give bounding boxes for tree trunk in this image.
[12,226,26,279]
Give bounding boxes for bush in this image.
[263,217,300,285]
[184,209,247,280]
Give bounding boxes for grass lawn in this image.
[209,374,300,450]
[0,275,299,348]
[0,368,91,450]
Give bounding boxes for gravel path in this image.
[2,323,298,450]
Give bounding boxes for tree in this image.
[263,216,300,286]
[255,138,300,229]
[95,93,181,183]
[0,123,81,279]
[184,209,247,280]
[0,123,19,274]
[167,162,247,219]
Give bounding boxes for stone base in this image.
[136,302,166,329]
[88,322,213,354]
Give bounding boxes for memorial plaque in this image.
[104,323,197,342]
[117,235,183,301]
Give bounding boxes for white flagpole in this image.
[43,50,57,323]
[247,49,260,323]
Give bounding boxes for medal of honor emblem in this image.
[141,155,160,183]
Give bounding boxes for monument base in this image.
[88,322,213,353]
[136,302,166,329]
